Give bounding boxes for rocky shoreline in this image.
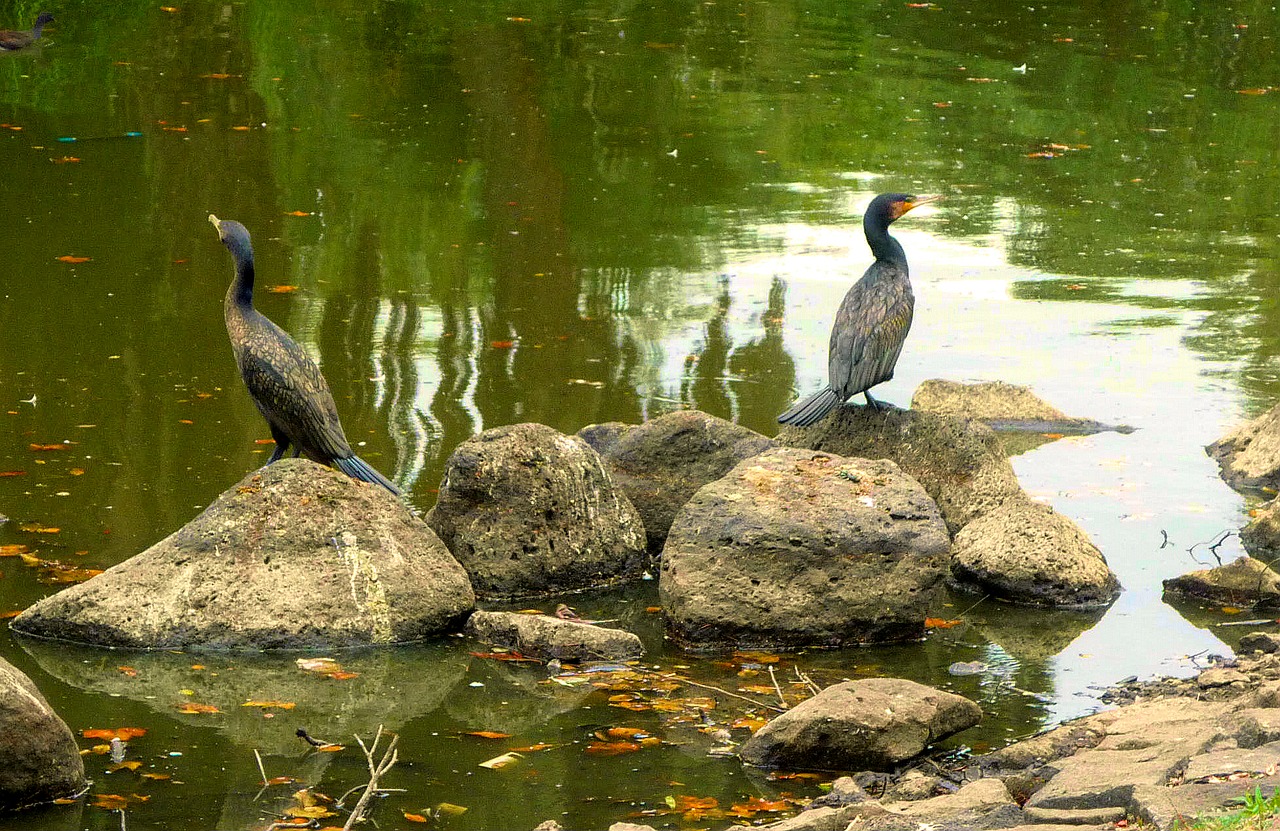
[8,380,1280,825]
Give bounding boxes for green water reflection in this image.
[0,0,1277,827]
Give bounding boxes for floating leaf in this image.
[585,740,641,756]
[108,760,143,773]
[925,618,964,629]
[508,742,556,752]
[140,773,171,781]
[1237,88,1269,95]
[243,700,296,710]
[403,813,429,823]
[0,545,29,556]
[316,744,345,752]
[734,651,781,664]
[478,752,523,769]
[118,666,138,677]
[0,471,27,477]
[284,210,312,216]
[30,443,67,451]
[83,727,147,741]
[200,73,233,80]
[464,730,512,739]
[435,803,468,816]
[489,340,516,349]
[56,256,92,264]
[268,285,299,293]
[469,651,541,663]
[175,701,220,714]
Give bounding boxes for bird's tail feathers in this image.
[336,455,401,496]
[777,386,841,427]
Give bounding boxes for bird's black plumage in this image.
[778,192,937,427]
[210,215,400,495]
[0,12,52,50]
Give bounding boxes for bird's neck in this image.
[225,253,256,315]
[865,219,907,268]
[32,19,46,37]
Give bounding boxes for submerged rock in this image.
[1208,402,1280,492]
[427,423,646,599]
[1162,555,1280,608]
[0,657,86,811]
[739,677,982,771]
[776,405,1021,534]
[950,498,1121,608]
[910,379,1114,431]
[464,610,643,661]
[12,459,475,650]
[660,448,950,649]
[579,410,775,553]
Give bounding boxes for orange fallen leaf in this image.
[0,610,21,619]
[0,471,27,477]
[108,760,143,773]
[585,740,641,755]
[464,730,512,739]
[160,6,179,12]
[51,156,81,164]
[175,701,220,714]
[231,125,251,131]
[317,744,345,752]
[201,73,232,80]
[242,700,296,709]
[602,726,648,739]
[508,742,556,752]
[20,524,60,533]
[118,666,138,677]
[403,813,429,823]
[30,443,67,451]
[268,285,299,293]
[490,340,516,349]
[327,671,359,680]
[162,126,188,132]
[925,617,964,628]
[284,210,312,217]
[264,775,298,785]
[1237,88,1269,95]
[83,727,147,740]
[0,545,28,556]
[56,256,92,264]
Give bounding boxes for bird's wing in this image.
[828,273,914,397]
[239,333,353,461]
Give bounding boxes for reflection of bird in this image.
[209,215,400,495]
[778,193,937,426]
[0,12,53,50]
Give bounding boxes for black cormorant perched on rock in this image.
[209,215,400,495]
[0,12,53,50]
[777,192,938,427]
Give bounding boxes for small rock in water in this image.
[949,661,989,676]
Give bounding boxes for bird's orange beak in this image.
[900,195,941,216]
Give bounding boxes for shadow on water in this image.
[1,0,1279,827]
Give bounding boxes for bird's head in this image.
[35,12,53,26]
[870,193,941,225]
[209,214,253,261]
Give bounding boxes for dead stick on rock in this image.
[342,726,399,831]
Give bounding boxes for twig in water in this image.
[956,593,990,618]
[254,749,268,785]
[665,674,787,713]
[1187,530,1236,566]
[767,665,788,710]
[341,726,399,831]
[1160,529,1172,549]
[793,667,821,697]
[119,808,126,831]
[297,727,338,749]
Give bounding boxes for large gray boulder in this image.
[577,410,775,553]
[1162,556,1280,608]
[427,423,646,599]
[12,460,475,650]
[0,657,86,810]
[776,405,1021,534]
[950,498,1121,608]
[739,677,982,771]
[1208,402,1280,492]
[661,448,950,649]
[464,610,643,661]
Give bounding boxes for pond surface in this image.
[0,0,1278,828]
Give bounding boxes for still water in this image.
[0,0,1277,828]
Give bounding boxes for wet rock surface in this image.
[1161,555,1280,608]
[0,657,86,811]
[1209,401,1280,492]
[579,410,775,553]
[738,677,982,771]
[1241,498,1280,559]
[12,460,475,650]
[661,448,950,649]
[776,404,1024,534]
[950,498,1121,608]
[427,423,646,599]
[911,379,1113,432]
[464,609,644,661]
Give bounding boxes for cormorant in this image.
[0,12,53,50]
[778,192,938,426]
[209,215,400,495]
